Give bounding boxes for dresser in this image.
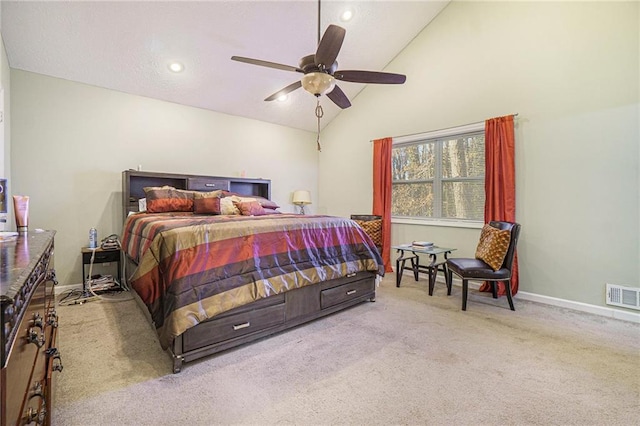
[1,231,59,426]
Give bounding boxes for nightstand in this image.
[81,247,122,289]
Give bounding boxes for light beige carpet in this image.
[52,275,639,425]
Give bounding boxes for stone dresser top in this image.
[0,230,55,303]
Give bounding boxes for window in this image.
[391,124,485,222]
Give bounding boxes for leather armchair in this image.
[446,221,521,311]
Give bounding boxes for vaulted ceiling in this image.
[1,1,449,132]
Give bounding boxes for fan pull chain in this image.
[315,98,324,152]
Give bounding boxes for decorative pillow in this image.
[193,190,224,215]
[253,196,280,209]
[354,219,383,247]
[235,200,267,216]
[262,208,282,215]
[144,186,194,213]
[236,196,257,204]
[220,196,241,215]
[222,191,280,209]
[475,224,512,271]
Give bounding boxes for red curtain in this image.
[373,137,393,272]
[479,115,518,295]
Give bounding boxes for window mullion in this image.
[434,139,443,218]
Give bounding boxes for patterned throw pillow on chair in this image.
[475,224,511,271]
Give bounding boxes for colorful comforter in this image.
[121,212,384,348]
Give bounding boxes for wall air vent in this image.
[606,284,640,311]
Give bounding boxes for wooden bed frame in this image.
[122,170,377,373]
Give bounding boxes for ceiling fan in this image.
[230,1,406,109]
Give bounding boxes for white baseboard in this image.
[516,291,640,323]
[399,270,640,324]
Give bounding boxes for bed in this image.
[121,170,384,373]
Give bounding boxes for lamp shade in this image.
[292,190,312,205]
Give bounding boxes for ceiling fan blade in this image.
[264,81,302,101]
[326,85,351,109]
[334,70,406,84]
[231,56,303,73]
[315,25,346,70]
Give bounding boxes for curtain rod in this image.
[371,113,519,142]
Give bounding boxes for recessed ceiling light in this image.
[340,9,354,22]
[168,62,184,73]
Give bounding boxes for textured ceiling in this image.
[1,1,449,132]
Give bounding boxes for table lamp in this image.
[292,190,312,214]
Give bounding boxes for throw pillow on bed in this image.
[220,196,242,215]
[253,196,280,210]
[261,208,281,215]
[193,190,224,215]
[222,191,281,210]
[144,186,195,213]
[475,224,511,271]
[235,200,266,216]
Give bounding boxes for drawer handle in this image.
[24,383,46,425]
[30,381,44,399]
[46,348,64,372]
[32,312,44,330]
[233,322,250,331]
[46,269,58,285]
[346,272,357,278]
[24,405,46,425]
[346,290,357,296]
[205,183,216,187]
[27,328,45,348]
[47,309,58,328]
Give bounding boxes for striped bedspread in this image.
[121,212,384,348]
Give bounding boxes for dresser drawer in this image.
[320,278,375,309]
[183,302,285,352]
[2,291,46,425]
[188,178,230,192]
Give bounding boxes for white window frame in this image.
[392,122,485,229]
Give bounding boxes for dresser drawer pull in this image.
[27,328,45,348]
[32,312,44,330]
[24,405,46,425]
[47,309,59,328]
[205,183,216,187]
[46,268,58,285]
[30,381,44,399]
[233,322,251,331]
[346,272,357,278]
[346,290,357,296]
[46,347,64,372]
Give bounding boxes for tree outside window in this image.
[392,132,485,221]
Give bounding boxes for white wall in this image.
[0,33,10,230]
[319,1,639,308]
[11,70,318,285]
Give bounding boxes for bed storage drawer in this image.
[188,177,230,192]
[320,277,375,309]
[182,302,285,352]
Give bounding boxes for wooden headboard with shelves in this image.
[122,170,271,222]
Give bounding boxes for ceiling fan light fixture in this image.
[340,9,354,22]
[168,62,184,73]
[301,72,335,96]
